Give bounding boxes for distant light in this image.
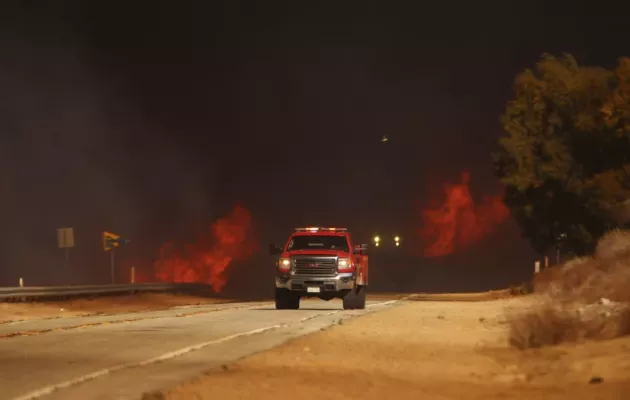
[394,236,400,242]
[381,135,389,142]
[375,242,380,247]
[373,236,380,243]
[395,242,400,247]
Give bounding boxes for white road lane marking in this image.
[12,298,407,400]
[1,303,272,338]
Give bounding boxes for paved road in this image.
[0,297,407,400]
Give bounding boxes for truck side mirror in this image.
[354,244,369,255]
[269,244,282,255]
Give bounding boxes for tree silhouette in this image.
[495,53,630,256]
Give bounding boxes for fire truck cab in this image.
[269,227,369,310]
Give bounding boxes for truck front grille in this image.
[293,257,337,277]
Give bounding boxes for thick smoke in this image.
[0,11,212,286]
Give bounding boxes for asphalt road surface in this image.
[0,297,407,400]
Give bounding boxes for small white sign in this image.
[57,227,75,249]
[307,287,320,293]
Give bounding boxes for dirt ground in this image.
[0,293,232,322]
[166,296,630,400]
[0,291,506,323]
[409,289,513,301]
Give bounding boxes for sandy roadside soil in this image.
[0,293,233,322]
[166,296,630,400]
[0,291,507,323]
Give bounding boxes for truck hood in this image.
[282,249,349,258]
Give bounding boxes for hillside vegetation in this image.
[509,229,630,348]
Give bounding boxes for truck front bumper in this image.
[275,272,355,292]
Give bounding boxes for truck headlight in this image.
[278,258,291,271]
[338,258,350,269]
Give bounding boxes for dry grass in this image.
[508,302,577,349]
[596,228,630,260]
[508,300,630,349]
[508,229,630,349]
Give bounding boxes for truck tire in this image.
[343,285,366,310]
[275,288,300,310]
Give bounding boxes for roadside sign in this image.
[103,231,130,284]
[103,231,126,251]
[57,227,75,249]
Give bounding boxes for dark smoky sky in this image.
[0,1,628,291]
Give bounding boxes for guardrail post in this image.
[19,277,24,287]
[130,267,135,283]
[534,260,540,274]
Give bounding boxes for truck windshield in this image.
[286,235,349,252]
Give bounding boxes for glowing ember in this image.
[420,171,509,257]
[153,205,256,292]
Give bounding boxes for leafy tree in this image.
[495,53,630,256]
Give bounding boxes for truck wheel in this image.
[275,288,300,310]
[343,285,366,310]
[355,285,366,309]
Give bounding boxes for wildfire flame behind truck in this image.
[269,227,369,310]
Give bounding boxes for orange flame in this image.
[153,205,257,292]
[419,171,509,257]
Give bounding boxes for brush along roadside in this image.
[508,229,630,349]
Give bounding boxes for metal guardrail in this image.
[0,283,207,301]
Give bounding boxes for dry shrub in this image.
[618,307,630,336]
[508,302,579,349]
[508,300,630,349]
[596,228,630,260]
[533,257,598,298]
[552,257,601,298]
[531,265,563,293]
[585,307,630,340]
[509,229,630,349]
[574,260,630,304]
[508,282,533,295]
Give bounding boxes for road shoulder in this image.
[0,293,233,322]
[165,297,630,400]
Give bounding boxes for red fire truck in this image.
[269,227,369,310]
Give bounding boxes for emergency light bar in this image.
[294,227,348,232]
